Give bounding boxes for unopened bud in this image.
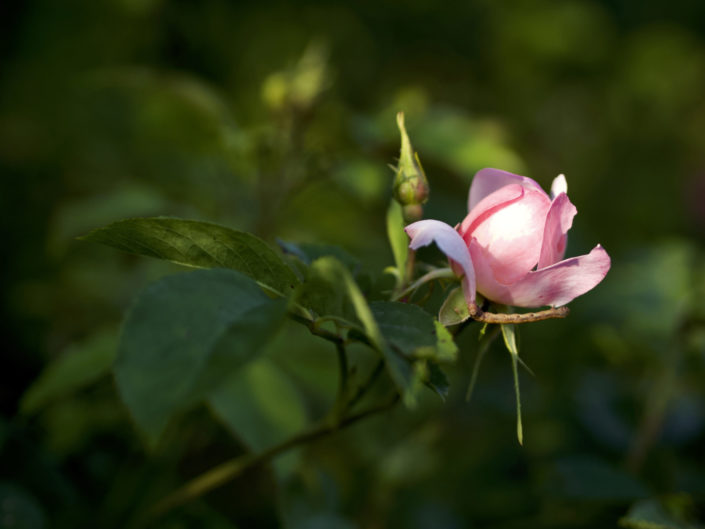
[393,112,429,211]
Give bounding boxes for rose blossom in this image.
[405,168,610,311]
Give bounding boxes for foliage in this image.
[3,1,705,528]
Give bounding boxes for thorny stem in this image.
[469,305,569,324]
[141,394,400,525]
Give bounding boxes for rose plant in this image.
[68,113,611,519]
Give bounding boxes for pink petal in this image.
[468,168,546,211]
[471,242,611,308]
[405,220,476,305]
[537,192,577,269]
[467,187,552,284]
[459,183,525,236]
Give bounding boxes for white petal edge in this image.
[405,219,477,306]
[551,174,568,199]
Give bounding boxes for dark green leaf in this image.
[371,301,458,405]
[296,258,418,405]
[208,358,307,478]
[551,456,649,501]
[0,483,46,529]
[426,363,450,401]
[114,269,287,447]
[370,302,458,363]
[21,328,117,414]
[81,217,299,295]
[278,240,359,272]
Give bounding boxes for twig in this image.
[141,394,400,525]
[288,312,343,344]
[346,359,385,411]
[335,341,349,403]
[469,305,569,324]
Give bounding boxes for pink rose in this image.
[405,168,610,310]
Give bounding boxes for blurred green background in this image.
[2,0,705,527]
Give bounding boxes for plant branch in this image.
[288,312,343,344]
[142,394,400,524]
[392,267,454,301]
[335,341,349,403]
[469,305,569,324]
[346,359,385,411]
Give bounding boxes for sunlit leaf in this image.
[81,217,300,295]
[114,269,287,447]
[386,200,408,286]
[438,286,471,326]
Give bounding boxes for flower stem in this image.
[391,267,455,302]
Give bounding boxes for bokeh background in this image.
[2,0,705,527]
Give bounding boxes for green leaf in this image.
[620,499,696,529]
[297,257,416,405]
[21,328,117,414]
[297,257,352,322]
[427,363,450,401]
[208,358,307,478]
[81,217,300,295]
[114,269,287,447]
[278,240,359,272]
[501,323,523,445]
[371,301,458,405]
[0,483,46,529]
[551,455,648,500]
[386,200,409,285]
[371,302,458,363]
[438,286,471,326]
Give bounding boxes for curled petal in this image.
[474,244,610,308]
[537,192,577,269]
[468,168,546,211]
[405,220,476,306]
[550,174,568,198]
